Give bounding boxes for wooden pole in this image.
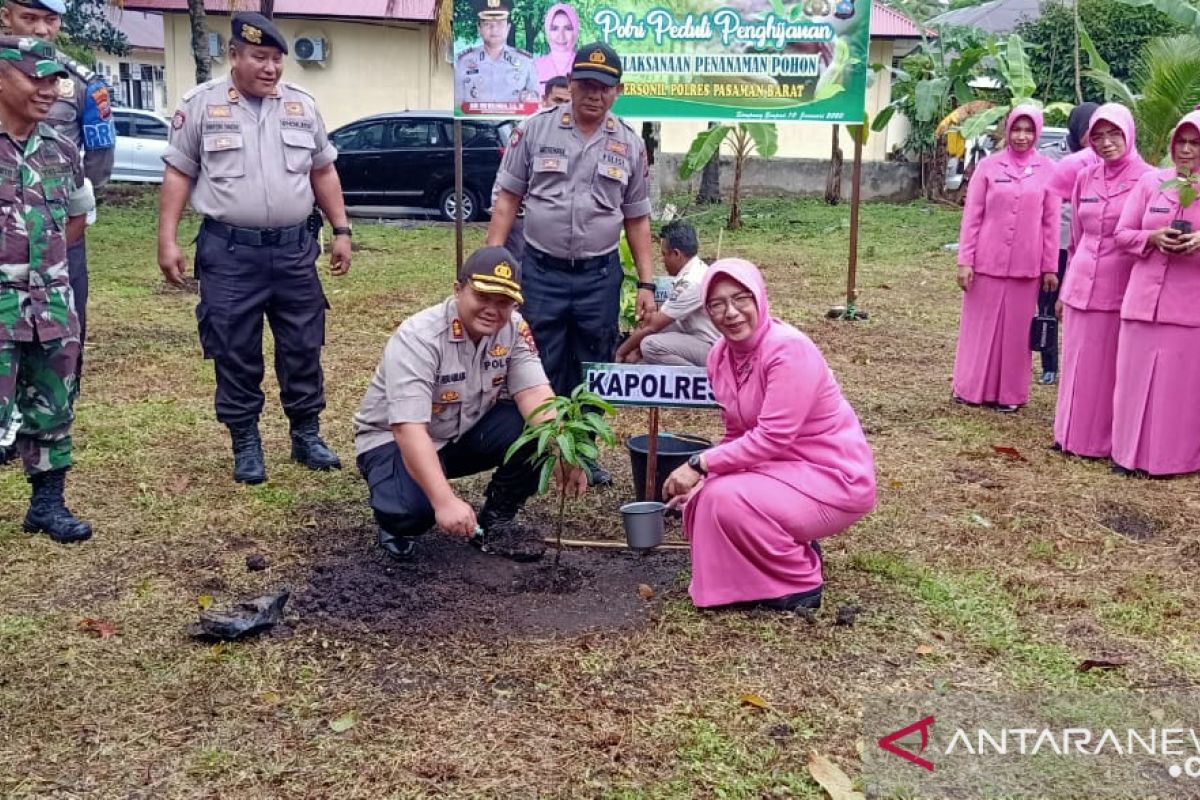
[454,119,464,272]
[645,408,660,502]
[544,538,690,551]
[846,133,864,312]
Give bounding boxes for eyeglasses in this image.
[1090,130,1125,144]
[705,292,756,316]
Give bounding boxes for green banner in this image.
[453,0,872,123]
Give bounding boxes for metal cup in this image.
[621,501,666,550]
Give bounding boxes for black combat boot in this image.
[474,485,544,562]
[23,468,92,544]
[229,423,266,484]
[289,416,341,471]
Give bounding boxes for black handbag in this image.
[1030,311,1058,351]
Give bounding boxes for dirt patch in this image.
[294,531,687,639]
[1099,504,1160,541]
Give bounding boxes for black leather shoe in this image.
[758,585,823,612]
[378,528,418,561]
[585,462,613,487]
[24,469,92,544]
[229,423,266,484]
[994,404,1020,413]
[290,416,341,471]
[1038,371,1058,385]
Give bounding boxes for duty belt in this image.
[203,218,306,247]
[528,246,616,273]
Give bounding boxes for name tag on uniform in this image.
[1080,197,1100,203]
[995,177,1013,183]
[600,152,627,168]
[535,156,567,173]
[206,105,233,118]
[1150,206,1171,213]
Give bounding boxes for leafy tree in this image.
[504,386,616,566]
[60,0,129,61]
[1016,0,1183,103]
[678,123,778,230]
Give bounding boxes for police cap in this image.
[571,42,622,86]
[474,0,511,21]
[6,0,67,15]
[459,246,524,304]
[231,11,288,54]
[0,36,69,79]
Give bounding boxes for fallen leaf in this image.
[1078,656,1129,672]
[261,691,281,705]
[79,618,115,639]
[739,693,769,710]
[915,644,935,656]
[637,584,654,600]
[197,595,214,611]
[808,752,865,800]
[969,513,993,528]
[329,710,359,733]
[887,479,903,489]
[992,445,1024,460]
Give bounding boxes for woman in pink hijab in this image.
[662,259,876,611]
[1111,110,1200,476]
[954,106,1062,411]
[534,4,578,95]
[1053,103,1151,458]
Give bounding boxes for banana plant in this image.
[678,123,778,230]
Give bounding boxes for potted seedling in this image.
[1160,169,1200,234]
[504,384,616,567]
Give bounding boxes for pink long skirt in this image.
[1112,320,1200,475]
[952,275,1040,407]
[682,472,867,608]
[1054,306,1121,458]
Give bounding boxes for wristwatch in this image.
[688,453,707,474]
[637,281,656,292]
[332,226,353,237]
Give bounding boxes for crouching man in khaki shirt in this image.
[353,246,586,562]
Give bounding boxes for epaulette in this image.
[512,47,533,58]
[617,116,640,136]
[51,48,95,84]
[281,81,317,100]
[182,78,224,102]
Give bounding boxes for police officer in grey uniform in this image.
[2,0,115,347]
[455,0,538,107]
[488,42,658,485]
[157,12,353,485]
[354,246,586,561]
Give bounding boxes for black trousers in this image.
[356,402,539,538]
[194,226,327,427]
[518,248,623,396]
[1037,248,1068,374]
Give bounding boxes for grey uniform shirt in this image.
[456,45,538,103]
[495,104,652,259]
[661,257,719,343]
[47,71,114,189]
[163,77,337,228]
[353,297,549,456]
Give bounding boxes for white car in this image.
[111,108,170,183]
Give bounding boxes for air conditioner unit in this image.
[294,36,328,64]
[207,32,224,59]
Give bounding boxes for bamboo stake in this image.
[547,538,690,551]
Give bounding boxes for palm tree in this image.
[1087,33,1200,163]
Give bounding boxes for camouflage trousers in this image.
[0,337,80,475]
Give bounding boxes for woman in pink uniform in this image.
[1054,103,1151,458]
[954,105,1062,411]
[662,259,876,611]
[533,4,578,95]
[1111,110,1200,476]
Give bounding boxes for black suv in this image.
[329,111,513,222]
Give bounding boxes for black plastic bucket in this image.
[626,432,712,503]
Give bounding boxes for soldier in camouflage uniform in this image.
[0,36,96,543]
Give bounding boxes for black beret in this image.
[231,12,288,54]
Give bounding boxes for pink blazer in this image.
[1062,160,1153,311]
[704,326,877,514]
[1116,168,1200,327]
[958,151,1062,278]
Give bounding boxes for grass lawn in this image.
[1,188,1197,798]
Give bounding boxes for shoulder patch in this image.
[513,47,533,58]
[172,110,186,130]
[56,77,76,100]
